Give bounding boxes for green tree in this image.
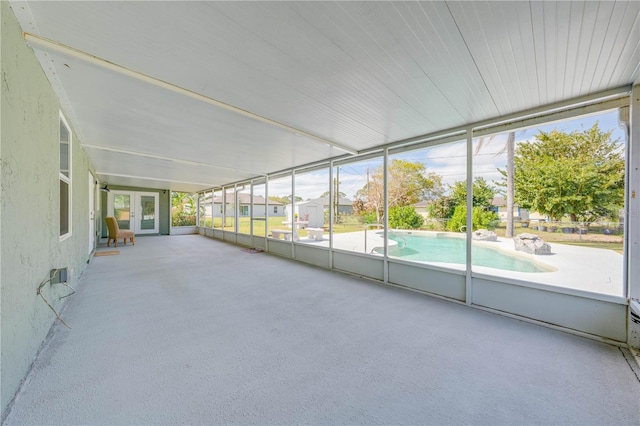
[449,177,496,210]
[356,159,444,222]
[318,190,346,199]
[427,195,455,219]
[388,206,424,229]
[448,205,499,232]
[510,123,624,222]
[268,195,302,205]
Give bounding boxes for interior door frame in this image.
[107,190,159,234]
[88,173,96,255]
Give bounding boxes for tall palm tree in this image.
[505,132,515,237]
[475,131,516,237]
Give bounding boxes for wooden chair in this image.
[105,217,135,247]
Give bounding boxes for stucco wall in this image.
[1,2,94,417]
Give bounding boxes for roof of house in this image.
[491,196,520,208]
[310,196,353,206]
[211,194,282,205]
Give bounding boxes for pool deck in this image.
[295,230,624,298]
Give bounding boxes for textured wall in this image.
[1,2,94,417]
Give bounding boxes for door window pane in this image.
[140,195,156,230]
[114,194,131,230]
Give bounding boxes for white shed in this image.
[285,200,325,228]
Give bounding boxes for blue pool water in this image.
[378,233,548,273]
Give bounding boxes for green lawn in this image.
[205,216,365,237]
[492,223,623,253]
[201,216,624,253]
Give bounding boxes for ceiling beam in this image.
[24,33,359,155]
[96,172,213,188]
[83,144,265,176]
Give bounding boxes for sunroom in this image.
[2,1,639,423]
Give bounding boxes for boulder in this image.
[514,233,551,255]
[472,229,497,242]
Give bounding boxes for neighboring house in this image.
[490,196,530,221]
[285,200,325,228]
[413,200,431,218]
[208,194,284,218]
[310,196,354,215]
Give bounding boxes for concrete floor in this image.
[4,235,639,425]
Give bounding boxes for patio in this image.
[4,235,639,425]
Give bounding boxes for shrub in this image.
[388,205,424,229]
[172,212,196,227]
[447,205,498,232]
[363,212,378,224]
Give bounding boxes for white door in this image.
[107,191,159,234]
[88,173,95,254]
[108,191,135,232]
[135,192,159,234]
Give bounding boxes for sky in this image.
[261,109,626,201]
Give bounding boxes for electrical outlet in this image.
[50,268,68,284]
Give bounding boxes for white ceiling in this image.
[10,1,640,192]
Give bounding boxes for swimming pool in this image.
[377,232,550,273]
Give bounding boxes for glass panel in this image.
[471,110,625,296]
[252,181,266,237]
[113,194,131,230]
[199,190,210,228]
[386,140,466,271]
[267,175,291,239]
[172,192,196,227]
[332,156,383,253]
[224,188,235,232]
[236,185,251,235]
[197,193,204,226]
[294,168,329,243]
[212,190,222,229]
[59,180,69,236]
[59,118,70,178]
[140,195,156,230]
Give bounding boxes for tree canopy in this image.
[450,177,496,209]
[355,159,443,222]
[318,190,346,199]
[269,195,303,205]
[428,177,496,219]
[509,123,624,222]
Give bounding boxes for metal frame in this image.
[194,87,635,345]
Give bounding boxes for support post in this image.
[466,129,473,305]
